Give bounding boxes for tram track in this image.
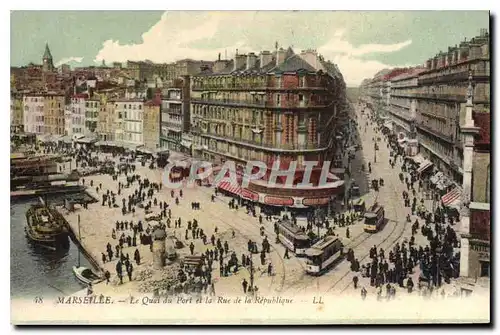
[324,123,410,295]
[338,142,410,293]
[192,185,289,294]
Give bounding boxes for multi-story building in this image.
[98,98,115,142]
[190,47,347,208]
[143,100,161,150]
[458,71,490,294]
[43,93,65,135]
[386,67,426,155]
[70,94,87,137]
[161,88,184,151]
[115,99,144,147]
[23,94,46,134]
[126,59,213,85]
[415,30,490,184]
[10,94,24,133]
[64,107,73,137]
[85,98,100,135]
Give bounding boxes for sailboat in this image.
[72,214,101,286]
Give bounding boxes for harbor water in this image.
[10,194,94,299]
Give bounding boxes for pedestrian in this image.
[242,278,248,294]
[284,248,290,259]
[127,263,133,282]
[87,283,93,296]
[104,270,110,285]
[353,275,359,289]
[102,252,107,263]
[116,261,123,284]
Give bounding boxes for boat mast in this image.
[77,214,81,267]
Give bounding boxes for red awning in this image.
[264,196,294,206]
[302,197,330,206]
[217,181,241,196]
[241,188,259,201]
[442,188,462,207]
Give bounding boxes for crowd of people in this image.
[345,105,462,300]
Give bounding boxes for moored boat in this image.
[25,203,69,250]
[72,266,101,286]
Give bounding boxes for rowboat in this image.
[72,266,101,286]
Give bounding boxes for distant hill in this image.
[346,86,361,102]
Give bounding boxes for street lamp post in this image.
[436,246,442,288]
[249,253,255,297]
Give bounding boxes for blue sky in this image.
[11,11,489,86]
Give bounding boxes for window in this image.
[299,77,306,87]
[139,105,142,110]
[276,94,281,105]
[299,94,304,102]
[480,261,489,277]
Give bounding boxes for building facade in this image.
[43,93,65,135]
[386,68,426,156]
[115,99,144,147]
[143,101,161,150]
[458,73,490,292]
[161,88,184,151]
[98,99,115,142]
[415,30,490,184]
[189,47,347,208]
[23,95,46,134]
[70,94,87,137]
[10,94,24,133]
[85,98,100,135]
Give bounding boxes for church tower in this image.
[42,43,54,72]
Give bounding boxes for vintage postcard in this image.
[10,10,491,325]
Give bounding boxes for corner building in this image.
[190,47,348,208]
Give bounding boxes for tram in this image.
[363,202,385,233]
[304,236,344,275]
[276,219,310,257]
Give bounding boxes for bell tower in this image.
[42,42,54,72]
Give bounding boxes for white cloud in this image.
[94,12,254,64]
[94,13,414,86]
[318,30,413,86]
[55,56,84,67]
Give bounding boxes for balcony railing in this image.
[191,98,330,109]
[417,123,455,144]
[191,98,266,108]
[164,108,182,115]
[200,132,324,152]
[419,69,490,85]
[191,84,327,91]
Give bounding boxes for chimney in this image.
[425,59,432,69]
[213,60,227,73]
[275,48,286,67]
[260,51,273,68]
[246,52,257,70]
[440,53,447,67]
[299,49,319,70]
[233,54,246,71]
